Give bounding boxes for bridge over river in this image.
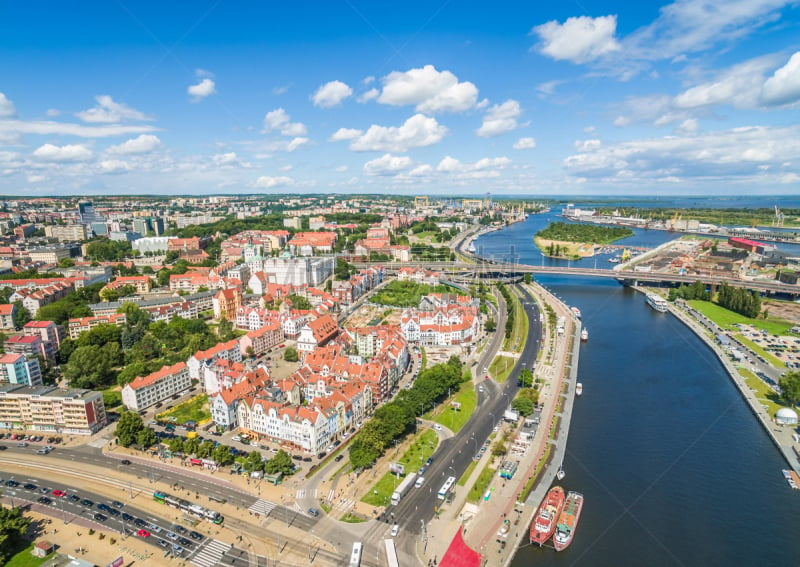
[353,261,800,296]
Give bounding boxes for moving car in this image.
[307,508,319,517]
[137,529,151,538]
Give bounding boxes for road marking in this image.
[190,539,229,567]
[247,499,276,516]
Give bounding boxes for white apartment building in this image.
[121,362,190,411]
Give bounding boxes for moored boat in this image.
[529,486,565,546]
[645,292,669,313]
[576,383,583,396]
[580,328,588,341]
[570,306,581,319]
[556,463,565,481]
[553,491,584,551]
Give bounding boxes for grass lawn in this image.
[426,383,478,433]
[101,387,122,410]
[738,368,783,416]
[502,289,529,354]
[489,355,515,383]
[371,280,450,307]
[458,459,479,486]
[735,335,786,368]
[341,512,366,523]
[361,429,439,507]
[6,543,48,567]
[156,394,210,424]
[467,462,496,504]
[687,300,794,335]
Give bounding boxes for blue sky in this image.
[1,0,799,196]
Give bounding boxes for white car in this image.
[433,424,442,431]
[391,524,400,537]
[415,476,425,488]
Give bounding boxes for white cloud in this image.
[377,65,479,113]
[349,114,447,152]
[532,15,620,64]
[574,139,602,152]
[212,152,251,168]
[76,95,151,123]
[761,51,800,106]
[273,85,291,95]
[513,137,537,150]
[674,56,775,109]
[358,88,379,103]
[584,126,597,134]
[329,128,363,142]
[33,143,93,162]
[335,165,348,172]
[436,156,511,175]
[256,175,294,188]
[623,0,792,65]
[45,109,60,117]
[188,78,216,102]
[286,137,309,152]
[99,159,131,174]
[106,134,162,155]
[363,153,413,176]
[676,118,699,134]
[312,81,353,108]
[363,76,375,85]
[476,99,522,138]
[0,93,16,117]
[262,108,307,137]
[408,164,433,176]
[0,119,158,139]
[27,174,46,183]
[563,125,800,182]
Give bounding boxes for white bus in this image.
[349,542,363,567]
[384,539,400,567]
[437,475,456,501]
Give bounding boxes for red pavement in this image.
[440,527,482,567]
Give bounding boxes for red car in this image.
[51,490,66,497]
[279,344,285,348]
[137,529,150,538]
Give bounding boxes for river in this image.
[473,221,800,566]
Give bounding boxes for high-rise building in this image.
[78,201,103,224]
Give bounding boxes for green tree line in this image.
[536,221,633,244]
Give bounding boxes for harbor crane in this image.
[774,205,784,228]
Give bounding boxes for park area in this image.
[361,429,439,507]
[370,280,449,307]
[155,394,210,425]
[424,380,477,433]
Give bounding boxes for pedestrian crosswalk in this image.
[248,498,276,516]
[296,488,316,499]
[332,497,355,511]
[190,539,228,567]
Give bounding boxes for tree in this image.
[212,444,234,465]
[518,368,533,388]
[523,273,532,284]
[245,449,264,473]
[58,257,75,268]
[264,450,295,476]
[12,301,30,329]
[0,506,31,564]
[779,371,800,406]
[485,318,496,332]
[284,347,299,362]
[334,257,355,280]
[285,294,311,310]
[64,343,121,388]
[136,427,157,448]
[115,411,145,447]
[168,437,185,453]
[511,395,535,416]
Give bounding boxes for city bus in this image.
[348,542,362,567]
[153,491,167,504]
[437,476,456,501]
[384,539,399,567]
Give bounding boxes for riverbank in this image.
[634,286,800,475]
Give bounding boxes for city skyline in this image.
[2,0,800,196]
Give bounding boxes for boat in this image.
[576,383,583,396]
[553,491,584,551]
[608,257,620,264]
[466,242,476,253]
[570,307,581,319]
[645,292,669,313]
[580,328,588,341]
[529,486,565,546]
[556,463,565,481]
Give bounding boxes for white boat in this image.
[466,242,476,253]
[576,383,583,396]
[580,328,588,342]
[645,293,669,313]
[571,307,581,319]
[556,463,565,481]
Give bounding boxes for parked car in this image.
[137,529,151,538]
[307,508,319,517]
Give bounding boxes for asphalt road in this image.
[366,284,541,558]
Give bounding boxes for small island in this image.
[535,221,634,259]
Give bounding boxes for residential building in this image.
[0,384,107,435]
[396,266,440,285]
[68,313,128,340]
[247,256,333,287]
[121,362,190,412]
[297,313,339,354]
[104,275,151,294]
[4,334,54,363]
[44,224,88,242]
[287,231,336,256]
[0,353,42,386]
[283,217,302,229]
[0,304,16,331]
[399,302,479,346]
[187,340,242,382]
[23,320,65,351]
[213,288,243,321]
[132,236,174,254]
[238,321,282,358]
[27,246,72,264]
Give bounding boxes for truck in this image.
[390,472,417,505]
